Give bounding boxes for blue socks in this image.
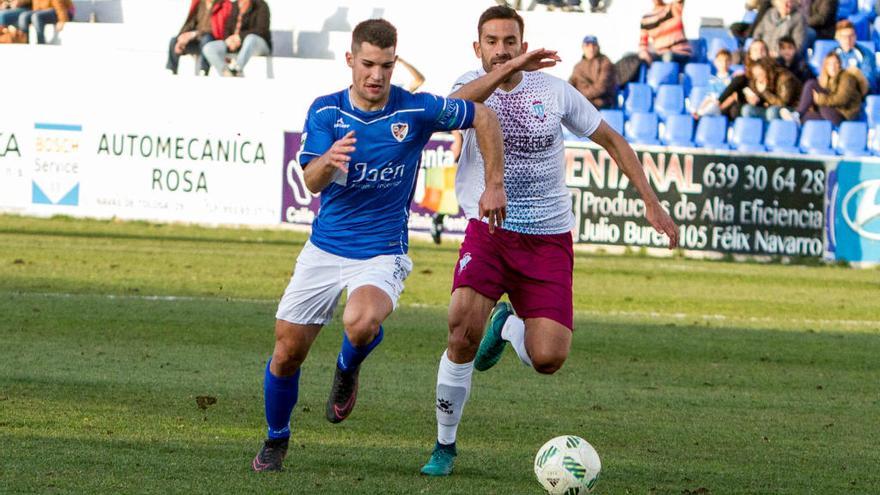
[263,360,300,439]
[337,325,384,373]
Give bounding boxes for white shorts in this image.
[275,241,413,325]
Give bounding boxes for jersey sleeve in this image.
[296,101,335,167]
[450,70,481,95]
[416,92,476,132]
[560,79,603,138]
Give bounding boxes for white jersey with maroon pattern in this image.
[452,69,603,235]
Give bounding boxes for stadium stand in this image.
[799,120,835,155]
[600,109,624,135]
[9,0,880,156]
[624,112,661,146]
[662,114,695,147]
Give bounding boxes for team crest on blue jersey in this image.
[531,100,545,121]
[391,122,409,142]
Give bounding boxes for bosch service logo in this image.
[842,179,880,241]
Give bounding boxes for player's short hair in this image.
[477,6,524,39]
[351,18,397,52]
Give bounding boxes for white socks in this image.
[501,314,533,367]
[435,350,473,445]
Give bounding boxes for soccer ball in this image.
[533,435,601,494]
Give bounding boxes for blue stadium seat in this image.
[870,125,880,156]
[799,120,834,155]
[707,36,738,62]
[836,121,868,156]
[686,86,710,115]
[742,10,758,23]
[694,115,729,149]
[688,38,707,63]
[624,83,653,116]
[600,109,625,135]
[683,63,711,94]
[731,117,766,152]
[838,0,857,19]
[646,62,680,92]
[865,95,880,127]
[654,84,685,121]
[849,11,872,40]
[662,114,695,147]
[809,40,839,75]
[765,120,800,154]
[624,112,661,145]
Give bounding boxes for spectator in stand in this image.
[15,0,72,44]
[783,52,868,125]
[638,0,691,67]
[568,35,618,109]
[776,35,813,83]
[804,0,838,47]
[167,0,232,76]
[0,0,29,27]
[833,19,878,93]
[202,0,271,77]
[740,57,801,120]
[694,49,734,117]
[752,0,807,57]
[731,0,773,41]
[716,39,770,118]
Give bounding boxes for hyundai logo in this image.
[842,179,880,241]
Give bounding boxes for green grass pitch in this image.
[1,214,878,494]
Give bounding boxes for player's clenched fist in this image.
[327,130,357,173]
[479,183,507,234]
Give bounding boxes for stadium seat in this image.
[838,0,857,19]
[662,114,695,147]
[686,86,710,115]
[799,120,834,155]
[624,112,661,145]
[624,83,652,116]
[868,95,880,127]
[835,121,868,156]
[694,115,729,149]
[683,63,711,93]
[849,11,872,40]
[707,36,738,62]
[765,120,801,154]
[729,63,745,75]
[600,109,625,135]
[654,84,685,121]
[688,38,707,63]
[731,117,766,153]
[742,10,758,24]
[809,40,839,75]
[870,125,880,155]
[646,62,680,91]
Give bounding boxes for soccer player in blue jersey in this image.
[251,18,507,472]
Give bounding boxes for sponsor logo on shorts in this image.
[458,252,472,274]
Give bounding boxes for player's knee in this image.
[531,351,567,375]
[271,344,306,376]
[343,312,381,347]
[446,326,480,355]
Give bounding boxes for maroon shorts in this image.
[452,219,574,330]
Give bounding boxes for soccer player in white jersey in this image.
[421,6,679,476]
[251,18,507,473]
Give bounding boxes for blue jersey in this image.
[297,86,475,259]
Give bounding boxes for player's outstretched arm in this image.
[450,48,561,103]
[589,122,680,249]
[472,103,507,233]
[303,131,356,194]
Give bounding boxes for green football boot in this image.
[474,302,514,371]
[420,442,457,476]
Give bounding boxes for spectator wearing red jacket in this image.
[166,0,232,76]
